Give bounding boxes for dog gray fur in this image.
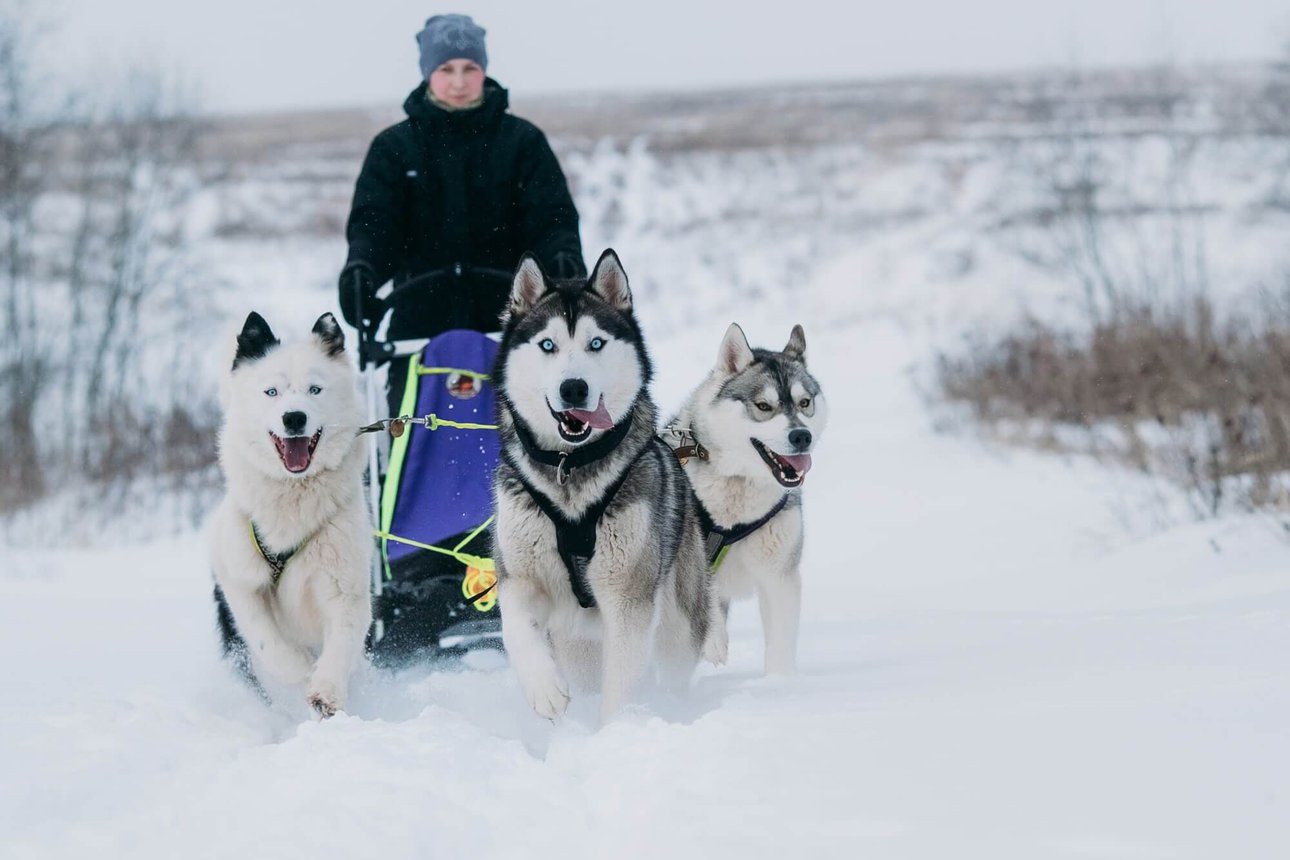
[492,249,725,723]
[667,322,827,675]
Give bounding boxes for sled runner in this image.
[353,266,513,664]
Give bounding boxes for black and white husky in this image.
[492,250,722,722]
[208,312,372,717]
[667,323,827,675]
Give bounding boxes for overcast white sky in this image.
[37,0,1290,114]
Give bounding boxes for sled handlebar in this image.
[381,264,515,307]
[355,264,515,370]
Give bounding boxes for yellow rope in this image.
[452,515,495,552]
[374,529,495,572]
[417,366,490,379]
[423,413,498,431]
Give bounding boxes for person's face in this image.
[429,59,485,107]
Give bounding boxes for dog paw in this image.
[306,679,344,719]
[527,675,570,721]
[703,630,729,666]
[763,658,796,677]
[308,692,339,719]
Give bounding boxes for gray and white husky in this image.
[492,249,722,723]
[208,312,373,717]
[667,323,827,675]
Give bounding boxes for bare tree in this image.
[997,65,1211,323]
[61,68,203,481]
[941,64,1290,520]
[1264,40,1290,207]
[0,2,50,508]
[0,3,211,516]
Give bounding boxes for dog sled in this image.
[352,265,514,665]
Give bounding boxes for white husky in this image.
[668,323,827,675]
[208,312,372,716]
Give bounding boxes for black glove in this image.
[337,262,384,330]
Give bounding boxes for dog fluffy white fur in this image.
[208,312,372,716]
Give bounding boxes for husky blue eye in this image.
[755,401,772,413]
[589,337,606,351]
[309,385,323,395]
[265,388,278,397]
[539,338,556,353]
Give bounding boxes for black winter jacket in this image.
[342,78,584,339]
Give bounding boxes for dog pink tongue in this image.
[781,453,812,474]
[567,399,614,430]
[282,437,312,473]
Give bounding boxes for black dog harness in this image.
[248,520,309,587]
[511,416,648,609]
[694,495,789,569]
[665,426,791,569]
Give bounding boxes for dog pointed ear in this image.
[587,248,632,312]
[312,312,345,357]
[784,324,806,362]
[233,311,280,370]
[509,254,547,316]
[718,322,755,376]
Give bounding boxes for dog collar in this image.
[511,407,635,485]
[662,425,709,465]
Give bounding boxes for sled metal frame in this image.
[352,264,513,646]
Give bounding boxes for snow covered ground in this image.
[4,261,1290,858]
[5,70,1290,858]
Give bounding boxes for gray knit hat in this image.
[416,14,488,79]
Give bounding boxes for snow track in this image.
[5,298,1290,858]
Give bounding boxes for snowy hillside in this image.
[5,305,1289,858]
[179,65,1290,465]
[3,67,1290,858]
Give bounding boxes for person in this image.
[338,15,583,662]
[338,13,585,368]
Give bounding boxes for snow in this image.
[5,277,1290,858]
[6,73,1290,858]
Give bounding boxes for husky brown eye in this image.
[755,401,772,413]
[799,398,811,409]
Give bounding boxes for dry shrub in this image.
[938,295,1290,516]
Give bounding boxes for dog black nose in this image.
[788,428,812,452]
[559,378,589,407]
[282,411,308,435]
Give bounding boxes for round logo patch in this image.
[446,373,480,400]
